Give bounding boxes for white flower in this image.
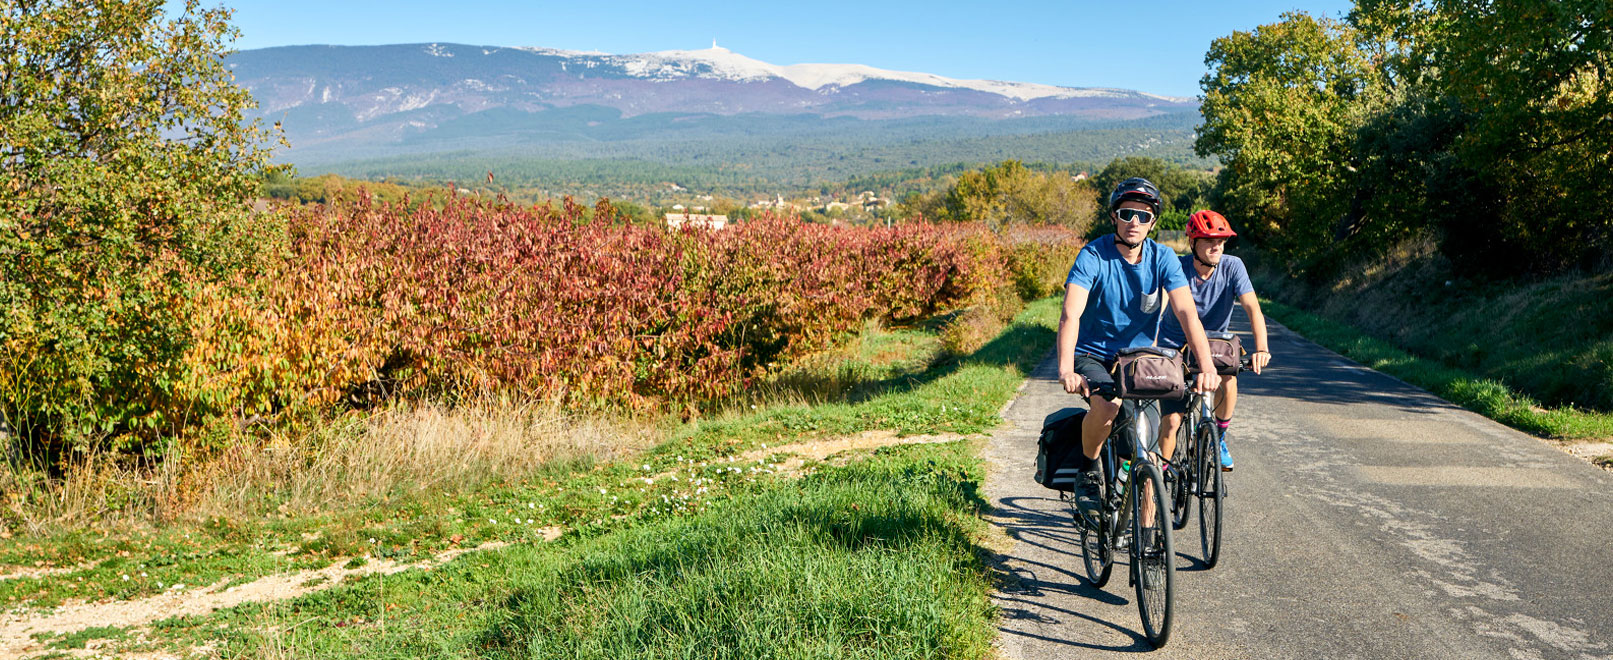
[121,574,129,581]
[599,487,607,494]
[644,478,654,485]
[489,518,497,524]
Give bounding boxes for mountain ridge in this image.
[231,43,1203,180]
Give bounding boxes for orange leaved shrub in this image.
[180,193,1081,423]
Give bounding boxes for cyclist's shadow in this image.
[990,495,1162,652]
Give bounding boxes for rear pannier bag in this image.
[1035,407,1089,491]
[1113,346,1187,400]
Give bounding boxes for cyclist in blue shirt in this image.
[1057,178,1221,526]
[1155,210,1271,471]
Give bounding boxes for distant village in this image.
[661,183,894,230]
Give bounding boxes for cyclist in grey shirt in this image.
[1156,210,1271,471]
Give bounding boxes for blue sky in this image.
[181,1,1356,98]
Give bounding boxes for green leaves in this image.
[1,0,282,453]
[1200,2,1613,276]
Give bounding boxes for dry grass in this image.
[1,401,656,538]
[940,287,1025,357]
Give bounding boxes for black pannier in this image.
[1035,407,1091,491]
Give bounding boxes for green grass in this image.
[1264,298,1613,440]
[152,442,996,659]
[1251,245,1613,413]
[1,297,1064,658]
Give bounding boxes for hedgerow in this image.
[5,190,1082,461]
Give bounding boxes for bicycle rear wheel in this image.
[1168,420,1192,530]
[1079,514,1113,587]
[1131,460,1175,647]
[1197,424,1225,568]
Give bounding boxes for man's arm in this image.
[1237,291,1270,374]
[1057,283,1091,396]
[1167,285,1222,394]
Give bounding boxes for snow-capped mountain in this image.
[227,42,1198,165]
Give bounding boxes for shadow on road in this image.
[989,494,1175,652]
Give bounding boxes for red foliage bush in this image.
[185,193,1072,417]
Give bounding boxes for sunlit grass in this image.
[1264,298,1613,440]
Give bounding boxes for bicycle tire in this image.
[1168,418,1192,530]
[1131,460,1175,647]
[1079,514,1113,587]
[1198,424,1225,568]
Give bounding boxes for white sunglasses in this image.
[1115,208,1156,224]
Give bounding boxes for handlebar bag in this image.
[1188,331,1244,375]
[1113,346,1187,400]
[1035,407,1091,491]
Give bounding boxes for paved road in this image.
[983,313,1613,659]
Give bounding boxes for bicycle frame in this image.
[1095,398,1164,548]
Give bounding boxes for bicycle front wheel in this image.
[1197,424,1225,568]
[1131,460,1175,647]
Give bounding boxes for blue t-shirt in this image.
[1064,235,1190,360]
[1158,254,1255,349]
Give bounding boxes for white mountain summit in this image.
[519,43,1185,103]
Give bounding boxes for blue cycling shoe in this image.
[1218,438,1234,472]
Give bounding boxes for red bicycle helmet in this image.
[1186,210,1237,239]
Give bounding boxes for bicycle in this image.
[1167,352,1255,568]
[1066,381,1176,648]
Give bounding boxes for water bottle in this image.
[1118,459,1131,484]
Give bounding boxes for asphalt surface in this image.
[982,312,1613,659]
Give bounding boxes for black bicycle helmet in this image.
[1108,177,1163,216]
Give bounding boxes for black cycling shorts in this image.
[1072,353,1115,393]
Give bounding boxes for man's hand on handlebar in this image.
[1060,370,1090,397]
[1194,370,1221,394]
[1251,350,1270,375]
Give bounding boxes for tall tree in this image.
[1,0,281,450]
[1197,12,1387,269]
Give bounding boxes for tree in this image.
[1,0,281,452]
[1368,0,1613,271]
[1197,11,1387,269]
[940,161,1098,232]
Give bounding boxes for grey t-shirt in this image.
[1158,254,1254,349]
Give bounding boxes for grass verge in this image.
[151,441,996,659]
[1264,298,1613,441]
[1,297,1063,658]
